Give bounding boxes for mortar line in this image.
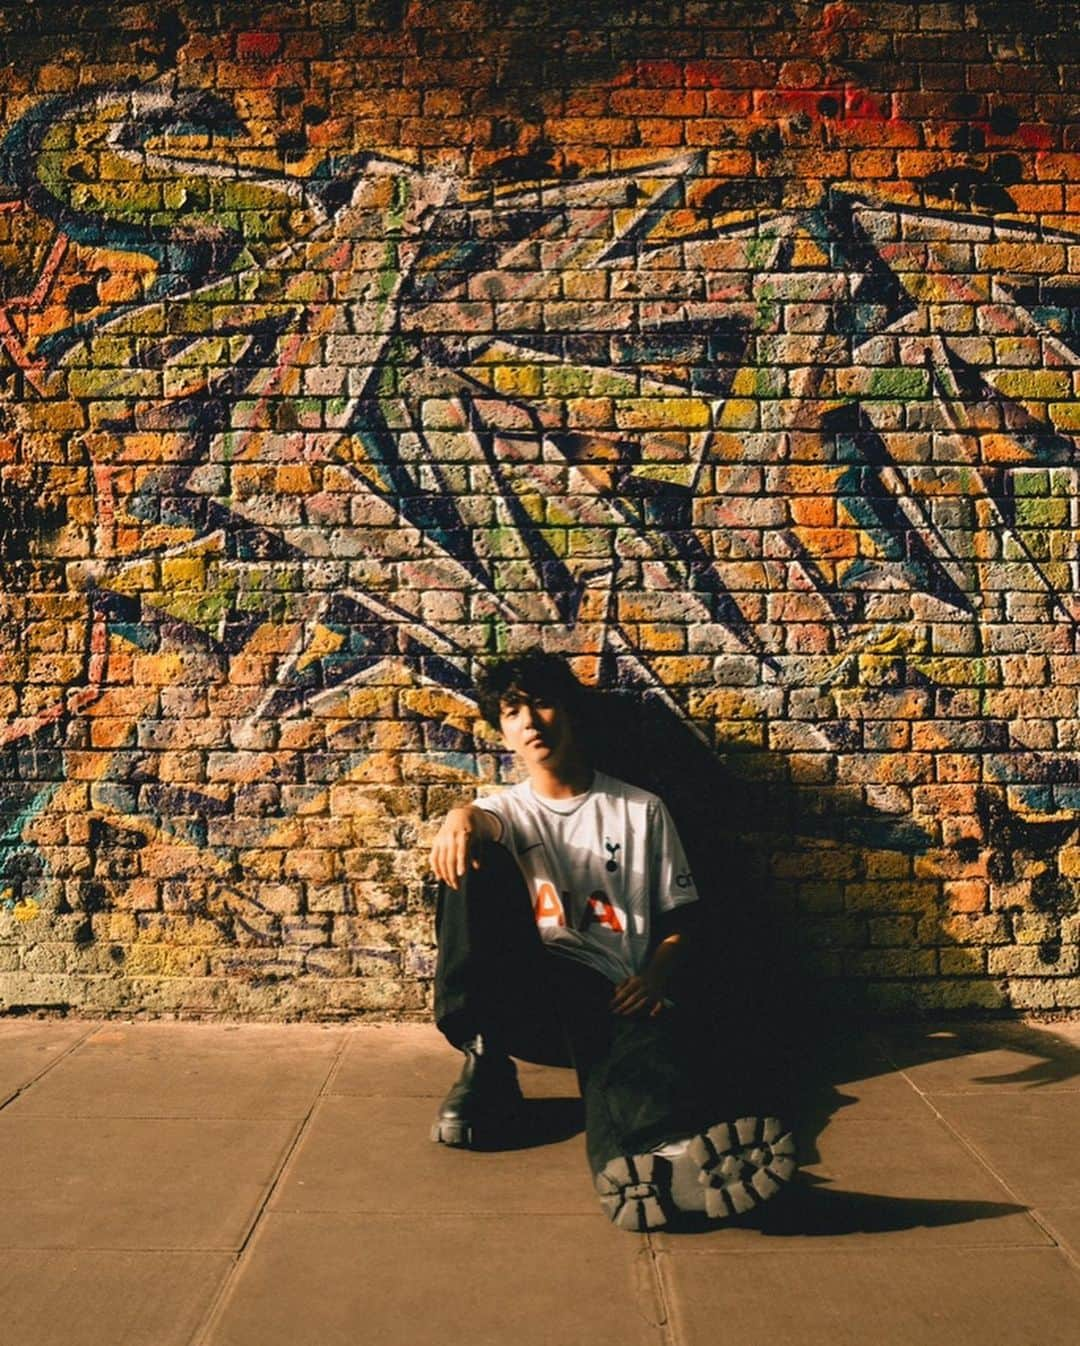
[185,1025,354,1346]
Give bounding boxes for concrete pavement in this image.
[0,1015,1078,1345]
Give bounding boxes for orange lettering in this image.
[582,892,624,933]
[533,882,566,927]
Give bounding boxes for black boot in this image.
[430,1034,522,1147]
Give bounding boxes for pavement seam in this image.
[642,1234,679,1345]
[910,1087,1080,1096]
[184,1026,354,1346]
[0,1021,98,1112]
[6,1111,326,1120]
[879,1045,1080,1281]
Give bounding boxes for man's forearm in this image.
[643,931,684,993]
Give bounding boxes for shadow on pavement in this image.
[880,1020,1080,1089]
[470,1096,585,1152]
[460,687,1080,1234]
[670,1186,1029,1238]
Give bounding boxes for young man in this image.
[428,649,796,1231]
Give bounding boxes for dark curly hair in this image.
[474,648,586,729]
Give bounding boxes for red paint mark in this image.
[27,235,68,308]
[770,88,843,120]
[822,1,864,32]
[0,308,48,394]
[237,31,282,60]
[760,83,896,127]
[845,86,890,121]
[1016,124,1054,150]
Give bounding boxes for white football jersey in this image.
[477,771,699,984]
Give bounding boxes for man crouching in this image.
[428,649,797,1231]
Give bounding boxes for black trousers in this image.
[434,843,723,1175]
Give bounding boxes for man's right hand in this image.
[429,806,493,888]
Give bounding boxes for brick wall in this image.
[0,0,1078,1018]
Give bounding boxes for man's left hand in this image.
[609,974,666,1017]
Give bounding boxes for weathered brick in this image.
[0,1,1076,1020]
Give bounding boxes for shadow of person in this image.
[579,684,825,1119]
[669,1186,1029,1238]
[572,684,1079,1235]
[470,1096,585,1153]
[881,1020,1080,1089]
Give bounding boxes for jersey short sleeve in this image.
[473,790,511,847]
[466,775,696,983]
[648,797,699,913]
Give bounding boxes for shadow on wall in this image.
[579,687,994,1023]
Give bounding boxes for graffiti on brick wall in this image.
[0,69,1079,994]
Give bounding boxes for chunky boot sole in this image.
[595,1153,677,1232]
[430,1118,475,1147]
[688,1116,797,1219]
[596,1115,797,1231]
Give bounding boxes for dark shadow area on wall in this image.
[582,687,849,1014]
[443,681,1080,1241]
[580,687,849,1123]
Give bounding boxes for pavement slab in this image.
[929,1092,1080,1206]
[271,1093,593,1215]
[657,1247,1080,1346]
[10,1023,345,1120]
[0,1114,298,1250]
[329,1022,453,1097]
[200,1212,664,1346]
[0,1251,233,1346]
[0,1020,94,1105]
[0,1017,1078,1345]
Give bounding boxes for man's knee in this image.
[441,841,520,901]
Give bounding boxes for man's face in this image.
[498,688,576,771]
